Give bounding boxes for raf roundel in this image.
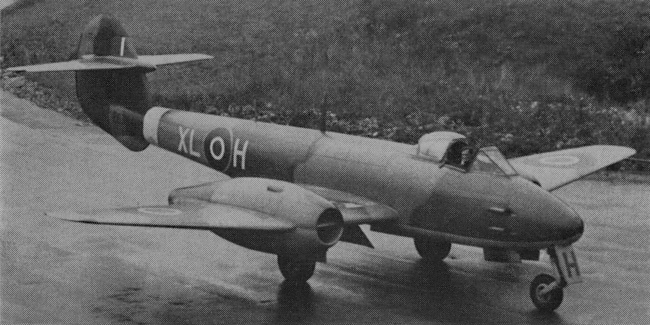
[137,207,183,216]
[204,127,233,172]
[538,155,580,166]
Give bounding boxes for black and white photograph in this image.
[1,0,649,324]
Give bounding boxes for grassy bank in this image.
[2,0,649,164]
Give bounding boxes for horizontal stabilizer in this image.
[47,202,296,231]
[509,145,636,191]
[138,54,214,66]
[7,56,155,72]
[7,54,212,73]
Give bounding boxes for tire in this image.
[278,256,316,283]
[530,273,564,312]
[414,237,451,261]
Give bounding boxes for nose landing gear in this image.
[530,273,564,311]
[529,245,582,312]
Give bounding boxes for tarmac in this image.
[1,91,649,324]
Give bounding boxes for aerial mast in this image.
[320,93,329,133]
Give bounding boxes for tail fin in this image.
[7,14,212,151]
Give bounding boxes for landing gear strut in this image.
[529,245,581,312]
[414,237,451,261]
[278,256,316,283]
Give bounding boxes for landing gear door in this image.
[553,245,582,285]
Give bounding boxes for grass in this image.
[2,0,649,164]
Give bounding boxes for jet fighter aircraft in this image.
[8,15,636,312]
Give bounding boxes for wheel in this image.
[414,237,451,261]
[530,273,564,312]
[278,256,316,283]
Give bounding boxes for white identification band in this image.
[142,106,170,146]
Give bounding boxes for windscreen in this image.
[469,147,518,176]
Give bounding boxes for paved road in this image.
[1,92,649,324]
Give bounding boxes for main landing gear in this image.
[278,256,316,283]
[414,237,451,261]
[529,245,582,312]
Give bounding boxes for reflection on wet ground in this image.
[275,282,314,323]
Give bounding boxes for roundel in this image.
[204,127,232,171]
[538,155,580,166]
[137,207,182,215]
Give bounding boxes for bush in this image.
[2,0,649,164]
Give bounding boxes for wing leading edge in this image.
[47,202,295,231]
[509,145,636,191]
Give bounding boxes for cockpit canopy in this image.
[417,131,467,162]
[416,131,518,175]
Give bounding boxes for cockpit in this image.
[416,131,518,175]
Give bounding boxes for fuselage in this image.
[143,107,584,249]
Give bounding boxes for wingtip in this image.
[593,145,636,154]
[601,145,637,160]
[198,54,214,60]
[624,147,637,157]
[45,211,92,223]
[6,66,26,72]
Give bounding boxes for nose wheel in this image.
[529,245,581,312]
[530,273,564,312]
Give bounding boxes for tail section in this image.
[76,14,149,150]
[7,14,212,151]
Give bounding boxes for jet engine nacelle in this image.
[169,178,344,261]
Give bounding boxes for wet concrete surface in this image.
[1,91,649,324]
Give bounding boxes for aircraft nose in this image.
[547,202,584,241]
[510,180,584,243]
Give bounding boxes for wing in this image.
[508,145,636,191]
[47,202,295,231]
[49,181,397,249]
